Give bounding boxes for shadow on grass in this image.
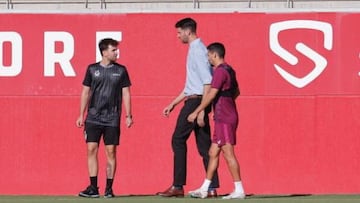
[245,194,312,199]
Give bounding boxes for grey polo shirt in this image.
[183,38,212,96]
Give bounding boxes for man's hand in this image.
[76,116,84,128]
[196,111,205,127]
[187,112,198,123]
[163,104,174,117]
[126,116,133,128]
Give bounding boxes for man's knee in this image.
[87,143,99,155]
[208,144,221,158]
[222,151,237,164]
[209,149,217,159]
[105,146,117,158]
[172,136,187,151]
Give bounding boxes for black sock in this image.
[106,178,114,189]
[90,176,98,188]
[174,185,183,189]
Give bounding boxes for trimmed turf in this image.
[1,195,360,203]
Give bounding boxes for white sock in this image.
[200,179,211,191]
[234,181,244,194]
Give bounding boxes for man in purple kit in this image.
[187,42,245,199]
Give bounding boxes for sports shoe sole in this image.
[78,193,100,198]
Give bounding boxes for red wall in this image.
[0,12,360,195]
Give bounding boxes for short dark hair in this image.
[98,38,118,56]
[175,17,197,33]
[207,42,225,58]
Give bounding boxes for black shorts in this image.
[84,122,120,145]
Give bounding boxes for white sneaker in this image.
[188,188,208,198]
[222,191,245,199]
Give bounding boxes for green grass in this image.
[1,195,360,203]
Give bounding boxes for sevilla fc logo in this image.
[269,20,333,88]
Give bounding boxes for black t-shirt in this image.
[83,62,131,127]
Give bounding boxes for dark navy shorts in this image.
[84,122,120,145]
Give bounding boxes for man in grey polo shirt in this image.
[157,17,219,198]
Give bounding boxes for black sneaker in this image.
[79,185,100,198]
[104,188,115,198]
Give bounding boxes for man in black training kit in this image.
[76,38,133,198]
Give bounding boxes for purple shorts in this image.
[213,122,237,147]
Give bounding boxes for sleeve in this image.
[82,66,92,87]
[120,67,132,88]
[211,68,227,90]
[194,48,212,85]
